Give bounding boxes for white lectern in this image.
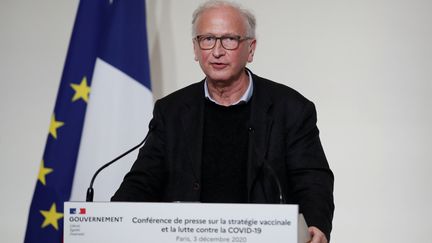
[64,202,310,243]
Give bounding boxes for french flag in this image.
[69,0,153,202]
[69,208,86,215]
[25,1,153,242]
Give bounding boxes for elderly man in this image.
[112,1,334,242]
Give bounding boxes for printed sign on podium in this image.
[64,202,310,243]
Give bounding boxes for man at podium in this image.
[112,1,334,242]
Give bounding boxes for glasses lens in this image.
[199,36,215,49]
[221,36,239,50]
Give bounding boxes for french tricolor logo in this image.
[70,208,86,214]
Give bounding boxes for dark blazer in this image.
[112,71,334,239]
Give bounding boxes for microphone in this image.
[249,162,286,204]
[263,163,285,204]
[247,121,284,203]
[85,120,156,202]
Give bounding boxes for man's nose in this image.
[212,39,226,57]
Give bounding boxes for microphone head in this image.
[86,187,94,202]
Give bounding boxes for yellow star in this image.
[38,160,53,186]
[70,76,91,102]
[49,114,64,139]
[40,203,63,230]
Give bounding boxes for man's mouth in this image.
[210,62,228,69]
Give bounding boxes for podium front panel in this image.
[64,202,299,243]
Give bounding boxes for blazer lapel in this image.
[180,81,205,181]
[247,74,274,201]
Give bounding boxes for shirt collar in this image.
[204,70,254,106]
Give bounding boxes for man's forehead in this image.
[195,6,246,34]
[199,5,242,19]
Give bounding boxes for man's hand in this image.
[307,226,328,243]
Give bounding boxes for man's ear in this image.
[247,39,257,63]
[193,40,199,61]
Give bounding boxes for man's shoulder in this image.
[252,73,311,105]
[155,80,204,108]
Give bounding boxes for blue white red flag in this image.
[24,0,153,242]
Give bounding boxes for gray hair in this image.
[191,0,256,38]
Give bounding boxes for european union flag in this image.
[24,0,153,242]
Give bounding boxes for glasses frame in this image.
[194,35,252,50]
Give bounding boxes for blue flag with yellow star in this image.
[24,0,153,242]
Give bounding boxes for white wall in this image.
[1,0,431,242]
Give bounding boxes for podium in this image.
[64,202,310,243]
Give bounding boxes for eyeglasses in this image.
[195,35,252,50]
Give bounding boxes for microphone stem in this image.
[86,125,154,202]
